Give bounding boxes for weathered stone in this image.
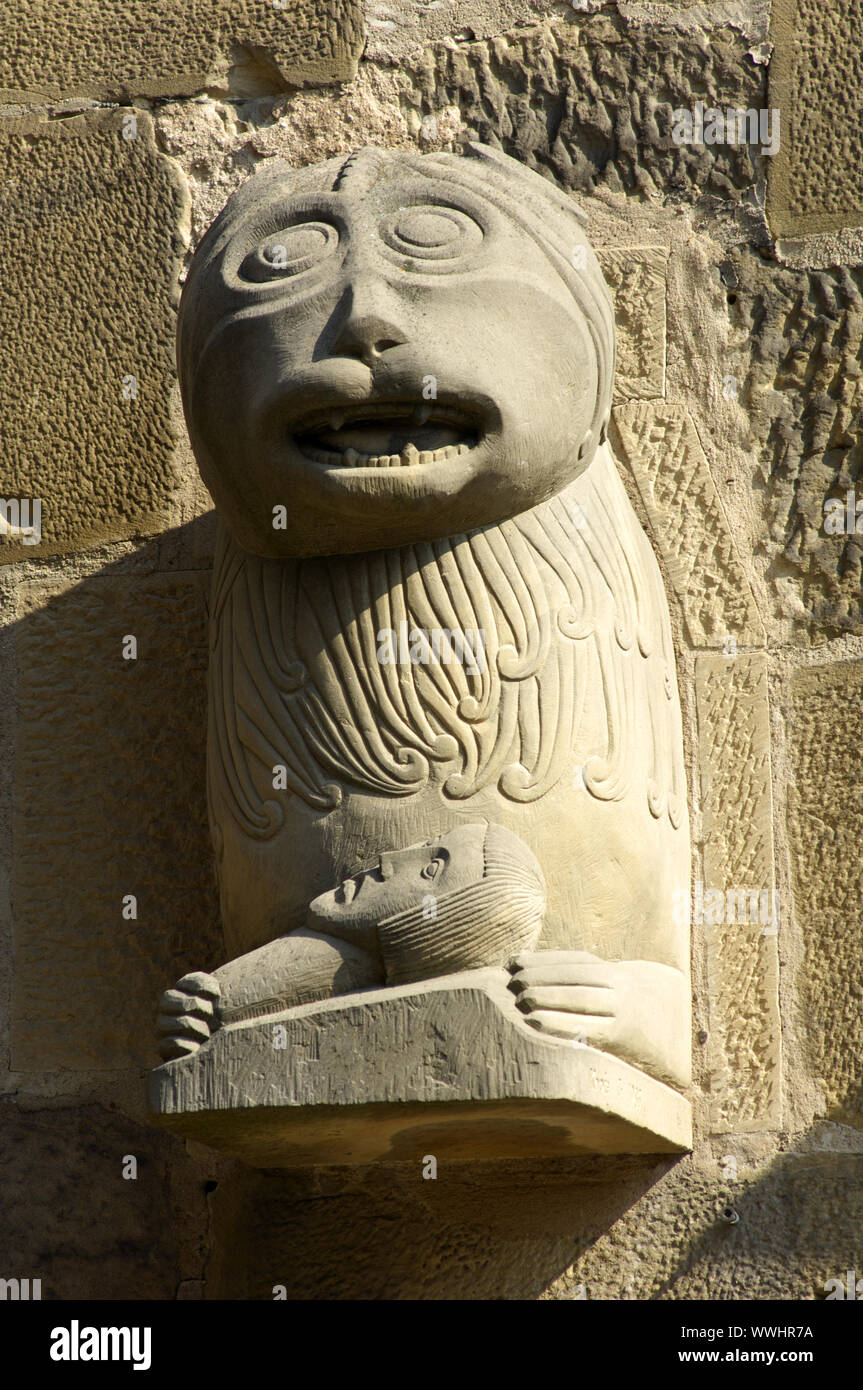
[599,246,668,402]
[364,0,559,62]
[0,1098,211,1300]
[152,970,692,1165]
[768,0,863,237]
[152,142,693,1159]
[787,660,863,1124]
[399,17,765,206]
[12,562,222,1072]
[0,1,365,102]
[613,401,765,647]
[695,653,781,1132]
[203,1149,863,1299]
[153,78,412,245]
[0,110,187,561]
[547,1152,863,1300]
[731,248,863,638]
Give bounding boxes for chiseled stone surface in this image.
[731,248,863,639]
[399,17,764,205]
[613,401,764,648]
[787,660,863,1124]
[0,110,187,561]
[152,971,692,1165]
[0,1,365,102]
[768,0,863,237]
[365,0,740,65]
[203,1149,863,1299]
[12,565,222,1072]
[546,1151,863,1300]
[598,246,668,402]
[695,653,780,1132]
[364,0,558,60]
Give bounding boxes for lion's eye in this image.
[240,222,339,282]
[380,206,483,263]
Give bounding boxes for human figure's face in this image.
[181,157,600,557]
[307,822,487,935]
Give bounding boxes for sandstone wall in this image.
[1,0,861,1300]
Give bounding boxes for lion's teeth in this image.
[303,436,474,467]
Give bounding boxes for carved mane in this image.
[207,443,686,840]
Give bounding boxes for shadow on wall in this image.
[8,513,224,1079]
[204,1152,683,1301]
[203,1139,863,1301]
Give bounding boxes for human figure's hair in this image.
[377,822,546,986]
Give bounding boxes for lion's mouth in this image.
[293,402,481,468]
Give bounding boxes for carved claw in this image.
[507,950,613,1041]
[156,971,221,1061]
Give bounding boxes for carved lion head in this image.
[177,143,615,558]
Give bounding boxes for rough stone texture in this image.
[0,110,187,562]
[364,0,559,61]
[731,248,863,639]
[154,73,413,247]
[695,653,780,1132]
[613,401,765,648]
[0,1098,217,1300]
[203,1149,863,1300]
[787,661,863,1125]
[599,246,668,402]
[12,559,222,1072]
[399,17,765,206]
[0,1,365,102]
[547,1151,863,1300]
[768,0,863,237]
[364,0,745,66]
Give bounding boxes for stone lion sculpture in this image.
[157,143,691,1093]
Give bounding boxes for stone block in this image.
[11,564,222,1072]
[768,0,863,236]
[152,970,692,1166]
[695,653,781,1132]
[731,247,863,638]
[202,1148,863,1299]
[0,110,187,561]
[0,1,364,102]
[598,246,668,402]
[400,16,764,205]
[613,401,765,647]
[787,660,863,1123]
[548,1152,863,1300]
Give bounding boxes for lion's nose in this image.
[328,279,409,364]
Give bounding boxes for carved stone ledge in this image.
[149,969,692,1166]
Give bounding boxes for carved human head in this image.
[307,822,546,985]
[177,143,615,558]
